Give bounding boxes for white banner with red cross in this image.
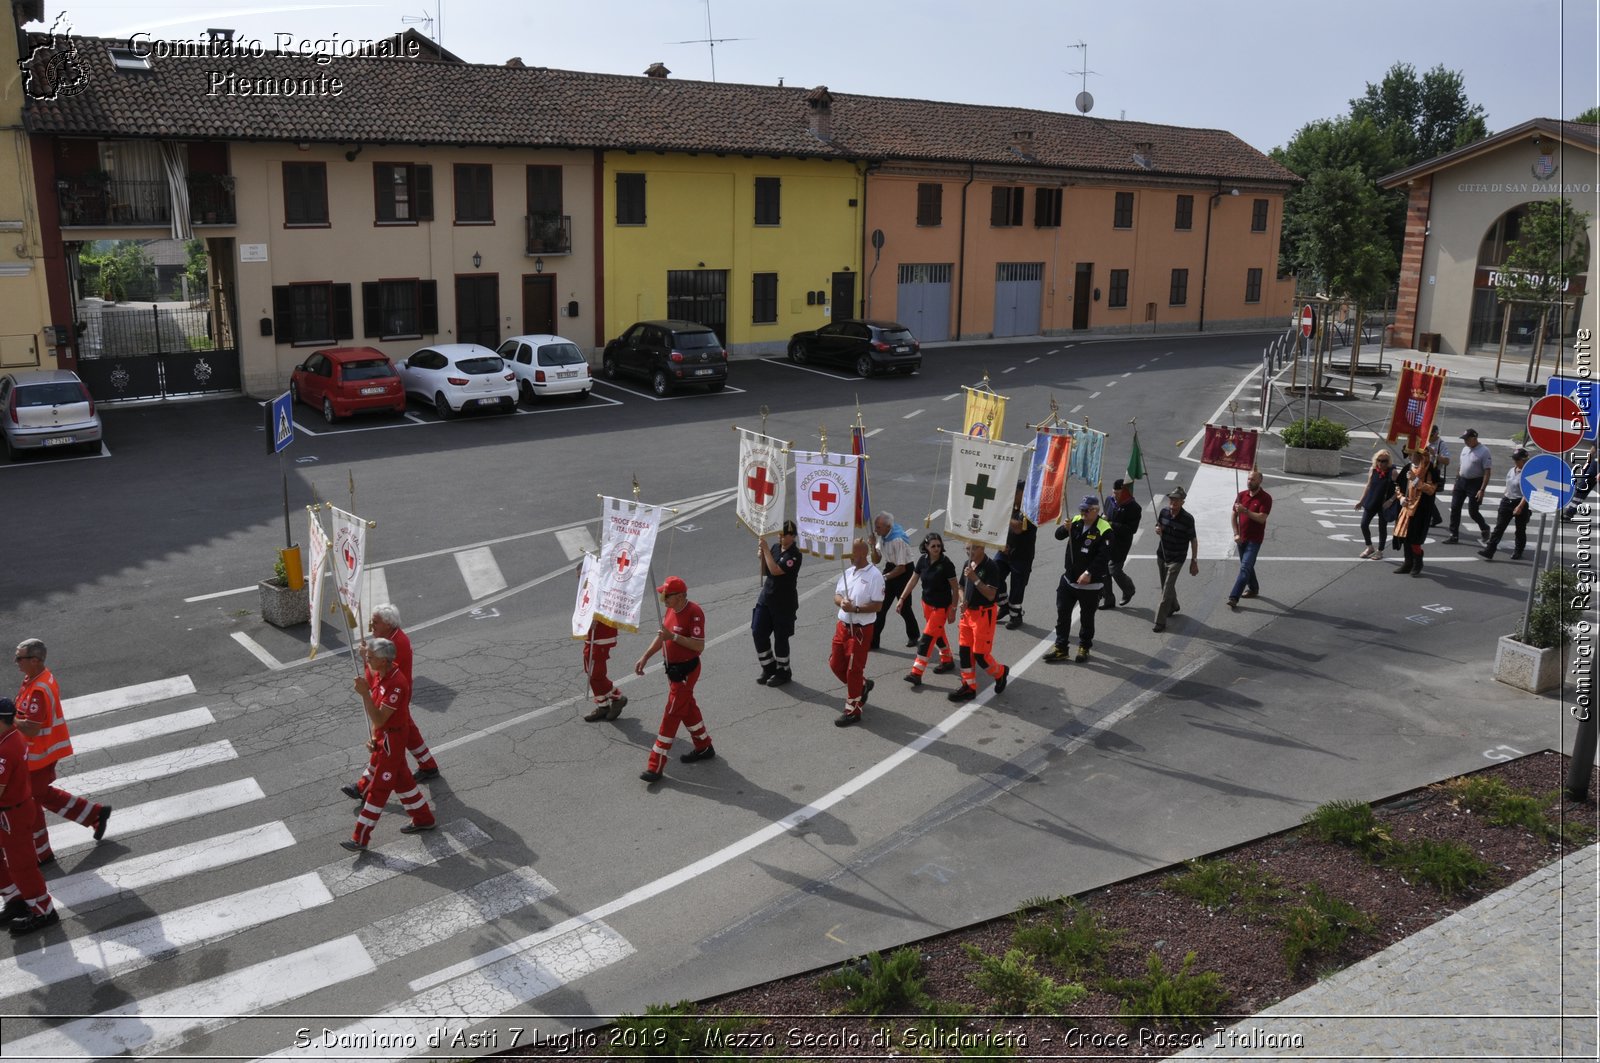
[307,508,332,658]
[594,496,663,632]
[946,434,1030,548]
[793,449,857,560]
[571,552,600,639]
[329,506,367,630]
[735,428,788,537]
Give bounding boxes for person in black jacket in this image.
[1045,495,1113,663]
[1100,479,1141,608]
[998,480,1038,630]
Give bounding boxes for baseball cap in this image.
[780,520,798,536]
[656,576,687,596]
[1168,486,1187,500]
[1460,429,1478,439]
[1081,494,1100,510]
[1511,447,1529,460]
[0,697,15,722]
[1112,478,1128,491]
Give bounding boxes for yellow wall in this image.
[602,153,863,350]
[0,26,56,371]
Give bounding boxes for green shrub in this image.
[1381,839,1493,896]
[1280,886,1376,974]
[1441,777,1591,843]
[818,948,931,1016]
[601,1001,756,1057]
[964,945,1087,1014]
[1519,566,1581,649]
[1166,858,1286,915]
[1011,898,1123,976]
[1301,799,1392,859]
[1103,950,1229,1031]
[1281,416,1350,451]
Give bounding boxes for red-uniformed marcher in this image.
[14,638,109,863]
[582,617,629,721]
[633,576,714,783]
[343,606,440,801]
[0,697,58,937]
[948,542,1010,702]
[342,638,436,852]
[830,539,885,726]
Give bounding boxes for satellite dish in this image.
[1075,91,1094,115]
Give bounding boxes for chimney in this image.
[505,57,525,67]
[1010,129,1035,159]
[805,85,834,142]
[644,62,670,79]
[206,27,234,42]
[1132,140,1154,170]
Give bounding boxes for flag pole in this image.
[1129,419,1158,516]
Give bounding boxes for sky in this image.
[29,0,1600,156]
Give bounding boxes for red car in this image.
[290,347,407,423]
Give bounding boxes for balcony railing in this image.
[57,174,237,227]
[525,211,572,255]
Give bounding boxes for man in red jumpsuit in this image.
[581,617,629,721]
[14,638,109,863]
[830,538,884,727]
[632,576,714,783]
[342,638,437,852]
[0,697,59,936]
[342,604,440,803]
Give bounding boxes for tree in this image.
[1493,198,1591,378]
[1272,117,1404,280]
[183,238,208,298]
[1575,106,1600,125]
[1349,62,1488,164]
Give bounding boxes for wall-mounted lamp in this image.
[345,144,363,162]
[696,261,706,268]
[472,252,482,269]
[534,257,544,274]
[296,142,311,152]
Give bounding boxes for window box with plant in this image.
[1494,567,1579,693]
[1281,416,1349,476]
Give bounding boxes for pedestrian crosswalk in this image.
[1,675,634,1059]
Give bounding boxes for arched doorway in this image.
[1467,203,1589,352]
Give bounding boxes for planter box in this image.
[1283,446,1343,476]
[259,578,310,629]
[1493,634,1561,694]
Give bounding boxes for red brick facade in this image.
[1392,176,1432,348]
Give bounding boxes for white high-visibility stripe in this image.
[0,873,330,999]
[264,922,634,1061]
[0,937,375,1060]
[366,565,391,613]
[455,545,508,599]
[72,707,215,755]
[52,821,295,914]
[62,675,196,720]
[554,526,598,560]
[56,740,236,796]
[359,867,557,966]
[54,779,266,856]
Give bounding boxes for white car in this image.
[1,369,104,459]
[496,334,592,402]
[398,344,518,417]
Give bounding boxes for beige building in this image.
[2,1,59,373]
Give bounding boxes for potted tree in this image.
[258,547,310,628]
[1494,567,1579,693]
[1281,416,1350,476]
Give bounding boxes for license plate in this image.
[558,371,577,379]
[895,346,910,353]
[694,368,715,377]
[475,397,503,407]
[42,436,74,446]
[359,386,387,396]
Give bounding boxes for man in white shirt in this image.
[1444,428,1492,545]
[1478,448,1530,561]
[830,539,885,728]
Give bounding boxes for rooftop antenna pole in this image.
[1066,40,1097,115]
[401,9,436,44]
[673,0,751,83]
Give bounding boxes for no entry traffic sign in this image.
[1300,305,1315,338]
[1526,393,1589,454]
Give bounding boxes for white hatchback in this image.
[398,343,518,417]
[496,334,592,402]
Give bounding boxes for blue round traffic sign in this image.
[1520,453,1573,511]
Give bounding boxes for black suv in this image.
[601,320,728,396]
[787,319,921,377]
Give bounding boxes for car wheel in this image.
[322,397,338,424]
[435,390,455,419]
[855,354,874,378]
[651,370,671,397]
[289,380,301,405]
[520,380,536,405]
[602,353,618,380]
[706,380,725,393]
[788,341,808,365]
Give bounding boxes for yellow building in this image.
[2,1,60,372]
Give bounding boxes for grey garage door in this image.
[994,262,1043,338]
[896,263,952,342]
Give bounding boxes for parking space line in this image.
[230,631,285,670]
[455,546,508,599]
[0,443,109,468]
[758,357,855,381]
[593,380,748,401]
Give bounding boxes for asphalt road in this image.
[0,334,1579,1059]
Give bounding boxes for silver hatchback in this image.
[1,369,104,460]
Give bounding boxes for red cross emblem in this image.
[342,546,355,572]
[811,481,838,513]
[615,548,632,574]
[746,464,776,506]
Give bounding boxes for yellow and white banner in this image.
[963,386,1007,439]
[571,552,600,639]
[330,506,367,630]
[306,509,331,659]
[595,496,664,632]
[946,434,1030,547]
[735,428,787,536]
[792,449,857,560]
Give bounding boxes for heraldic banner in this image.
[1201,424,1259,470]
[963,386,1007,439]
[1024,429,1073,526]
[793,449,856,559]
[595,496,664,632]
[306,508,331,658]
[1066,423,1105,486]
[1385,361,1447,452]
[571,552,600,639]
[329,506,367,630]
[947,434,1029,547]
[735,428,788,536]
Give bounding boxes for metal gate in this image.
[666,269,728,344]
[994,262,1043,337]
[896,263,952,342]
[74,302,240,402]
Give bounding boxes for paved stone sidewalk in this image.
[1177,845,1598,1061]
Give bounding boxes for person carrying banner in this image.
[1046,496,1113,662]
[0,697,59,937]
[634,576,714,782]
[1392,448,1442,577]
[998,480,1038,629]
[752,520,803,686]
[1478,448,1530,561]
[343,605,442,799]
[1100,479,1140,608]
[342,637,436,852]
[1152,488,1200,633]
[831,539,885,726]
[1226,469,1272,609]
[581,617,629,721]
[899,532,959,686]
[948,541,1009,701]
[13,639,109,863]
[870,512,920,649]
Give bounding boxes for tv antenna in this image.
[1066,40,1097,114]
[402,8,437,45]
[675,0,749,82]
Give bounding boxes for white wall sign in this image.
[239,244,268,263]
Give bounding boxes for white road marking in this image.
[359,867,557,966]
[455,546,508,599]
[63,676,198,719]
[1121,371,1132,378]
[554,526,598,560]
[72,708,215,755]
[230,631,283,669]
[927,508,946,522]
[942,392,961,401]
[184,584,257,602]
[52,823,295,914]
[1183,464,1247,559]
[866,427,883,437]
[1070,404,1084,414]
[54,779,268,856]
[1106,380,1118,387]
[1090,391,1102,398]
[593,380,748,401]
[59,740,237,796]
[758,356,854,381]
[903,409,924,419]
[365,566,390,612]
[1002,366,1016,374]
[1165,470,1178,480]
[323,819,493,898]
[1025,357,1040,364]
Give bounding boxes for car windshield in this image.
[456,356,505,375]
[15,382,84,406]
[538,343,585,366]
[674,332,720,351]
[878,328,915,345]
[341,360,394,381]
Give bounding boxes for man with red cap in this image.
[0,697,59,937]
[634,576,714,783]
[342,604,441,802]
[342,637,436,851]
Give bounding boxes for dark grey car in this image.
[787,319,921,377]
[601,320,728,396]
